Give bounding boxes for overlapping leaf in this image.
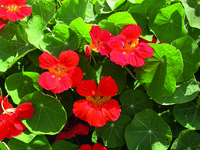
[52,140,79,150]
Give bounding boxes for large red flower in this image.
[0,0,32,22]
[85,26,113,58]
[0,94,34,141]
[54,115,89,142]
[38,50,83,94]
[78,143,107,150]
[108,24,154,67]
[73,76,121,127]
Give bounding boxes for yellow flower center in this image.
[124,38,139,52]
[5,5,21,14]
[49,64,68,79]
[86,94,111,108]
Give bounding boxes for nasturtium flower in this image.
[0,94,34,141]
[108,24,154,67]
[0,0,32,22]
[54,115,89,142]
[85,26,113,58]
[78,143,107,150]
[38,50,83,94]
[73,76,121,127]
[0,20,6,30]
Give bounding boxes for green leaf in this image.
[55,0,87,25]
[148,3,188,43]
[8,135,51,150]
[106,0,126,10]
[0,142,9,150]
[181,0,200,28]
[125,109,172,150]
[173,100,200,130]
[135,43,183,99]
[171,130,200,150]
[21,91,67,134]
[154,76,200,105]
[25,15,46,48]
[95,1,112,14]
[128,0,167,35]
[172,35,200,82]
[84,1,96,23]
[78,56,97,81]
[119,89,153,119]
[0,38,15,72]
[40,24,78,58]
[32,0,56,23]
[14,129,37,143]
[98,12,137,36]
[96,115,131,148]
[5,72,42,104]
[52,140,79,150]
[94,60,126,93]
[69,17,92,50]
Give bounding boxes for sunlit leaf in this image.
[21,91,67,134]
[135,43,183,99]
[5,72,42,104]
[14,129,37,144]
[96,115,131,148]
[0,142,9,150]
[125,109,172,150]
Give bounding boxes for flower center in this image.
[86,94,111,108]
[49,64,68,79]
[5,5,21,14]
[89,41,99,52]
[4,108,16,115]
[124,38,139,52]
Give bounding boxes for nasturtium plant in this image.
[1,0,200,149]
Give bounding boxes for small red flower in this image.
[38,50,83,94]
[108,24,154,67]
[0,94,34,141]
[73,76,121,127]
[0,0,32,22]
[0,20,6,30]
[85,26,113,58]
[54,115,89,142]
[78,143,107,150]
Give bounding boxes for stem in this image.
[124,66,136,80]
[91,52,97,65]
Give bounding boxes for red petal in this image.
[0,0,9,5]
[54,131,75,141]
[121,24,141,42]
[2,95,13,110]
[125,52,145,67]
[107,34,125,50]
[0,21,6,30]
[71,67,83,87]
[90,26,101,42]
[93,143,107,150]
[76,80,97,97]
[98,76,118,97]
[38,72,58,90]
[102,100,121,121]
[0,7,8,18]
[99,30,113,43]
[59,50,79,68]
[135,43,154,58]
[74,123,89,136]
[7,12,19,22]
[110,50,127,66]
[39,52,59,69]
[18,6,32,17]
[73,100,92,122]
[14,0,27,5]
[16,103,34,119]
[51,75,72,93]
[0,120,8,141]
[78,144,92,150]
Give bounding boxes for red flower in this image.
[0,20,6,30]
[0,0,32,22]
[85,26,113,58]
[78,143,107,150]
[108,24,154,67]
[54,115,89,142]
[0,94,34,141]
[38,50,83,94]
[73,76,121,127]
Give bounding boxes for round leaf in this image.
[21,91,67,134]
[125,109,172,150]
[120,89,153,119]
[96,115,131,148]
[135,43,183,99]
[173,100,200,130]
[52,140,79,150]
[5,72,42,104]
